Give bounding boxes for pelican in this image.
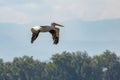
[30,22,64,44]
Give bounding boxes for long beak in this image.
[55,23,64,27]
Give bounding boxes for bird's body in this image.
[31,25,55,32]
[30,22,64,44]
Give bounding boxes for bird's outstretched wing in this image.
[49,28,59,44]
[31,30,40,44]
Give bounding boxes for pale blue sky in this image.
[0,0,120,61]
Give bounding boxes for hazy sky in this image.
[0,0,120,61]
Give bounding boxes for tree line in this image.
[0,50,120,80]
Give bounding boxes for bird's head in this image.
[51,22,64,27]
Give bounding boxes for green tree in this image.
[0,50,120,80]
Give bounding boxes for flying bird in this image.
[30,22,64,44]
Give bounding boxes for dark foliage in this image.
[0,50,120,80]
